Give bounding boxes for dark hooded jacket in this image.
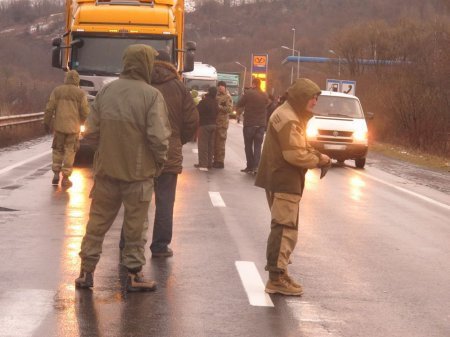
[151,61,199,174]
[44,70,89,133]
[85,44,171,182]
[255,78,322,195]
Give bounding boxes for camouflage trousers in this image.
[265,191,301,278]
[52,131,79,177]
[79,175,153,273]
[214,126,228,164]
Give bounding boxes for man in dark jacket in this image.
[148,51,199,257]
[195,86,219,170]
[236,77,269,174]
[44,70,89,187]
[76,45,171,292]
[255,78,330,296]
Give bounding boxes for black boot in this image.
[52,172,60,185]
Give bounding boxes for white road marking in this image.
[0,289,54,337]
[209,191,226,207]
[235,261,274,307]
[0,150,51,175]
[192,148,198,154]
[346,167,450,211]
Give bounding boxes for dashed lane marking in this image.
[209,191,226,207]
[0,289,54,337]
[346,167,450,211]
[235,261,274,307]
[0,150,52,176]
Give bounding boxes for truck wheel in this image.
[355,158,366,169]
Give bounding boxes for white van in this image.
[306,91,372,168]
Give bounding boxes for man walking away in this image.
[44,70,89,187]
[76,45,171,292]
[212,81,233,168]
[236,77,269,174]
[255,78,331,296]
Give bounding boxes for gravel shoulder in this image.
[366,151,450,195]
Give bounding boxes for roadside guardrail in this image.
[0,112,46,147]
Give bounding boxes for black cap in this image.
[156,50,171,62]
[218,81,227,88]
[208,86,217,97]
[252,77,261,87]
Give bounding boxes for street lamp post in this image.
[291,27,295,84]
[282,45,300,79]
[235,61,247,95]
[329,49,341,78]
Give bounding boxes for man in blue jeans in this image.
[236,78,269,174]
[120,51,198,258]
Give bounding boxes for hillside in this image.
[0,0,448,155]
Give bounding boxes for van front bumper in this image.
[309,141,368,161]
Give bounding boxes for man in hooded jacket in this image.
[44,70,89,187]
[119,50,198,258]
[76,45,171,292]
[255,78,331,296]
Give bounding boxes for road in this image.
[0,121,449,337]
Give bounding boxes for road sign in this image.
[326,79,341,92]
[341,80,356,95]
[326,79,356,95]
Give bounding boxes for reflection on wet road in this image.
[0,123,449,337]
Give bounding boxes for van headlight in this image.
[353,128,367,141]
[306,123,318,138]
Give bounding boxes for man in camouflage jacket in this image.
[44,70,89,187]
[213,81,233,168]
[255,78,331,296]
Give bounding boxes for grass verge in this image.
[370,142,450,172]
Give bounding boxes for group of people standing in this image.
[44,44,331,296]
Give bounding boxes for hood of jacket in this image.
[120,44,157,84]
[151,61,179,85]
[64,70,80,86]
[287,78,321,121]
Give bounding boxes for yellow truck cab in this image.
[52,0,195,99]
[51,0,195,161]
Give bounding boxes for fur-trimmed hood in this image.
[151,61,179,85]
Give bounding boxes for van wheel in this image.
[355,158,366,169]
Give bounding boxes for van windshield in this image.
[313,96,364,118]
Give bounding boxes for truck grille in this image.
[317,129,353,143]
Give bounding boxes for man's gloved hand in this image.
[317,154,331,167]
[318,154,332,179]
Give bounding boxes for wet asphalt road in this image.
[0,122,449,337]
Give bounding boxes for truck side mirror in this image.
[51,45,62,69]
[183,41,196,72]
[52,37,62,47]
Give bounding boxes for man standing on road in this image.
[212,81,233,169]
[44,70,89,187]
[76,45,171,292]
[120,50,198,258]
[255,78,331,296]
[236,77,269,174]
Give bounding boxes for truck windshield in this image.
[184,79,217,91]
[71,36,174,75]
[313,96,364,118]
